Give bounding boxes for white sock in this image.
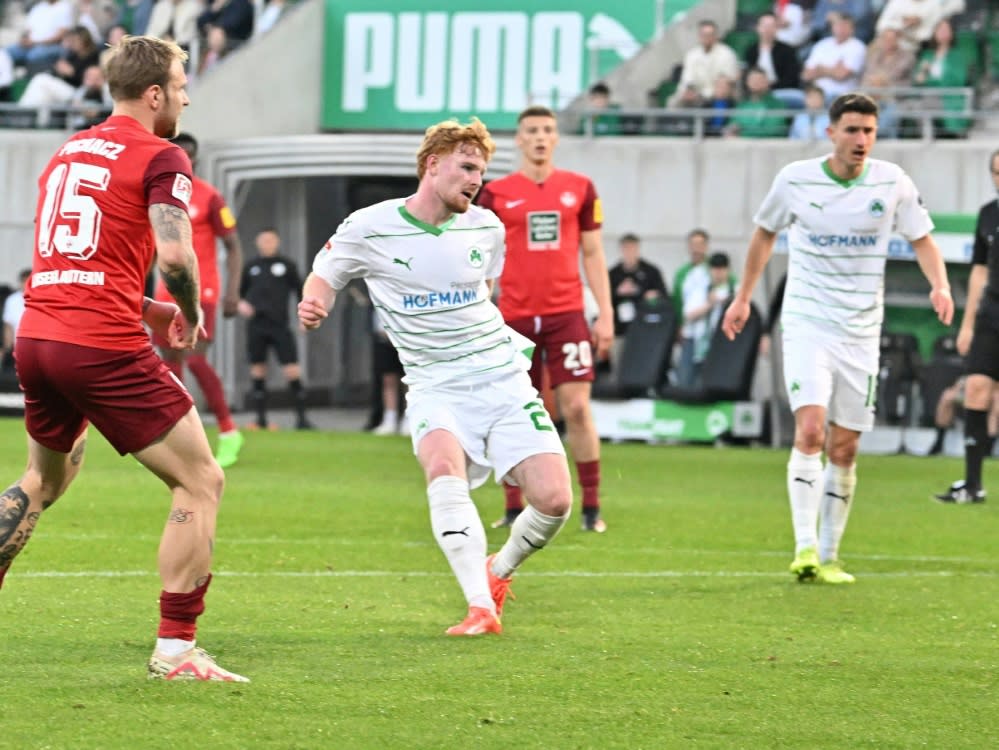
[491,505,569,579]
[787,448,824,553]
[819,462,857,564]
[427,476,492,611]
[380,409,398,427]
[155,637,194,657]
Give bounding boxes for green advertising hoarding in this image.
[322,0,656,131]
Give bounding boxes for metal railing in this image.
[0,102,113,131]
[576,86,979,142]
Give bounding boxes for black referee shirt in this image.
[240,254,302,325]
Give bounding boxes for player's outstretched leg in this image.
[187,354,243,468]
[787,448,823,581]
[0,433,86,590]
[136,407,248,681]
[488,454,571,619]
[817,461,857,584]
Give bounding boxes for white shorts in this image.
[406,373,567,489]
[782,331,879,432]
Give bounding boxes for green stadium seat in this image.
[724,30,757,60]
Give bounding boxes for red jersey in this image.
[154,175,236,304]
[478,169,602,320]
[20,115,192,351]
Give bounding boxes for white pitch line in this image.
[32,533,995,565]
[11,569,998,579]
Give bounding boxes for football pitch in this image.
[0,418,995,749]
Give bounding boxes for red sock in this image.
[158,574,212,641]
[576,459,600,510]
[503,482,524,512]
[187,355,236,433]
[0,566,8,590]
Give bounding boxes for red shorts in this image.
[151,300,217,350]
[16,338,193,455]
[505,311,595,390]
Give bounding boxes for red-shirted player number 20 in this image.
[37,162,111,260]
[562,340,593,372]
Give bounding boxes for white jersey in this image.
[313,198,532,390]
[755,156,933,341]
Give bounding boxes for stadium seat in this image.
[593,300,677,399]
[660,302,762,403]
[878,332,921,425]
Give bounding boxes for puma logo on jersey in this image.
[393,257,413,271]
[809,201,823,211]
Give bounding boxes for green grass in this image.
[1,418,997,749]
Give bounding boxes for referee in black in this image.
[936,150,999,504]
[238,228,314,430]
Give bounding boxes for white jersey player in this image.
[298,118,572,636]
[722,93,953,584]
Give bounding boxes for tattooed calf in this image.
[0,485,30,546]
[169,508,194,524]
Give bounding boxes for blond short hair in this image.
[416,118,496,179]
[105,35,188,102]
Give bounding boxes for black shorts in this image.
[247,319,298,366]
[373,336,403,377]
[967,300,999,380]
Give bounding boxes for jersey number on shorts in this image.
[37,163,111,260]
[561,341,593,372]
[523,400,555,432]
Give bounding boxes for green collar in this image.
[398,205,456,236]
[821,159,870,188]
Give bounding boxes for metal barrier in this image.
[576,86,980,141]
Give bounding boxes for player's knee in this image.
[527,480,572,517]
[827,441,858,467]
[559,395,590,425]
[423,457,464,483]
[795,421,825,452]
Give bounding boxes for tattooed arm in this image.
[150,203,202,337]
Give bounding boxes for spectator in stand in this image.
[745,13,803,109]
[609,233,668,348]
[75,0,106,44]
[810,0,875,43]
[668,20,739,108]
[860,25,915,138]
[775,0,812,50]
[198,0,254,47]
[17,26,101,127]
[198,25,229,75]
[114,0,155,35]
[789,83,831,139]
[862,25,916,89]
[1,269,30,372]
[877,0,966,53]
[704,75,737,136]
[674,229,711,387]
[254,0,291,37]
[725,67,790,137]
[99,25,128,70]
[68,63,112,129]
[913,18,971,136]
[6,0,75,73]
[577,82,623,136]
[147,0,203,50]
[802,13,866,102]
[683,252,735,384]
